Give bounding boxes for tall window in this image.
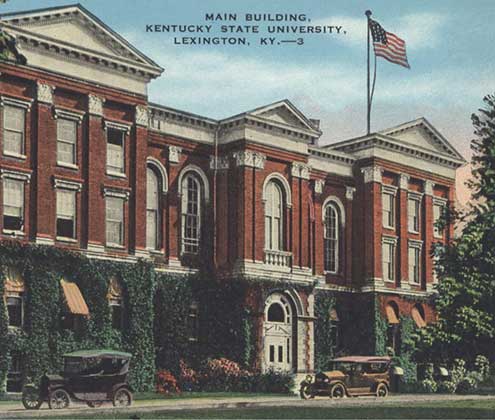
[3,179,24,232]
[264,181,283,251]
[5,267,25,329]
[382,241,396,282]
[181,173,202,254]
[146,167,160,250]
[108,277,124,330]
[408,197,420,232]
[57,119,77,165]
[408,245,421,284]
[56,190,76,239]
[106,128,125,174]
[188,301,199,341]
[106,197,124,246]
[433,203,444,238]
[3,105,25,156]
[324,204,340,273]
[382,192,395,228]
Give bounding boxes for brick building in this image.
[0,4,465,388]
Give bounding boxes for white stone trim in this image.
[209,155,230,171]
[361,166,382,183]
[233,150,266,169]
[313,179,324,195]
[291,162,311,180]
[54,107,84,124]
[102,187,130,201]
[0,168,31,183]
[345,186,356,200]
[382,184,398,195]
[408,190,424,201]
[177,164,210,203]
[37,82,54,104]
[399,173,410,190]
[433,196,448,206]
[0,95,32,110]
[35,236,54,245]
[424,180,435,196]
[53,178,83,192]
[135,105,149,127]
[104,119,131,134]
[262,173,292,207]
[88,94,105,116]
[168,145,182,164]
[382,234,398,245]
[408,238,423,249]
[147,157,168,193]
[321,195,346,227]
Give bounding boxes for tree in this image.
[414,94,495,363]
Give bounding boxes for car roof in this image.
[63,349,132,359]
[331,356,391,363]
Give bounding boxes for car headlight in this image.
[305,375,312,382]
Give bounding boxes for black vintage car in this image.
[22,349,133,410]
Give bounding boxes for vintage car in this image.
[21,349,133,409]
[300,356,403,399]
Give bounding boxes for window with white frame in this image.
[382,188,396,228]
[3,105,25,156]
[382,238,396,282]
[146,167,160,250]
[408,243,422,284]
[56,189,76,239]
[106,128,125,174]
[433,202,445,238]
[408,196,421,233]
[106,197,124,246]
[264,181,284,251]
[181,173,202,254]
[57,118,77,165]
[324,203,340,273]
[3,178,24,232]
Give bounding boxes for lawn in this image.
[57,399,495,419]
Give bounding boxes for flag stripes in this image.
[369,18,410,68]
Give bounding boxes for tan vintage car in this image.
[300,356,403,399]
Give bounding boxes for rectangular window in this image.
[3,179,24,231]
[408,198,420,233]
[382,242,395,282]
[56,190,76,238]
[408,246,421,284]
[106,128,125,174]
[106,197,124,246]
[382,193,395,228]
[6,296,23,328]
[57,119,77,165]
[433,204,444,238]
[269,345,275,363]
[3,105,25,156]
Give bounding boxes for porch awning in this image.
[411,307,426,328]
[385,305,400,324]
[61,279,89,316]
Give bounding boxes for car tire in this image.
[299,384,314,400]
[376,382,389,397]
[330,383,346,398]
[48,389,70,409]
[21,385,43,410]
[113,387,133,407]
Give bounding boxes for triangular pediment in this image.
[380,118,465,160]
[0,4,160,69]
[248,100,320,133]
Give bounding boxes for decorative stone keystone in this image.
[135,105,149,127]
[168,146,182,164]
[88,94,105,116]
[313,180,324,195]
[37,82,54,104]
[291,162,311,180]
[233,151,266,169]
[345,186,356,200]
[399,173,410,190]
[361,166,382,184]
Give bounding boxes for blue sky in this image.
[2,0,495,156]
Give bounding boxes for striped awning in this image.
[411,307,427,328]
[385,304,400,324]
[5,267,24,293]
[61,279,89,316]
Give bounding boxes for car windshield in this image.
[64,357,127,375]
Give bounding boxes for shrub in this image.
[252,370,294,394]
[474,355,490,380]
[417,379,438,393]
[437,380,456,394]
[456,376,478,394]
[156,370,180,395]
[450,358,467,386]
[178,359,199,392]
[199,358,252,392]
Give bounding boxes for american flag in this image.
[369,19,410,69]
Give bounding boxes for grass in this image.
[47,399,495,419]
[134,391,292,400]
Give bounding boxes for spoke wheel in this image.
[48,389,70,410]
[113,388,132,407]
[299,384,314,400]
[376,383,389,397]
[21,386,42,410]
[330,383,346,398]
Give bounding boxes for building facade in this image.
[0,5,465,391]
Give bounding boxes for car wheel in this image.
[21,385,43,410]
[330,383,346,398]
[87,401,103,408]
[299,384,314,400]
[376,383,389,397]
[113,388,133,407]
[48,389,70,409]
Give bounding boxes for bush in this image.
[450,358,467,386]
[474,355,490,380]
[437,380,456,394]
[177,359,199,392]
[456,376,479,394]
[199,358,252,392]
[156,370,180,395]
[417,379,438,393]
[252,370,294,394]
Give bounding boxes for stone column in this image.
[167,145,182,267]
[398,173,410,288]
[345,186,356,286]
[423,180,434,291]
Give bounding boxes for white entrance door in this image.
[264,294,293,372]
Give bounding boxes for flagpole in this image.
[365,10,372,135]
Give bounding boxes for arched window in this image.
[324,203,340,273]
[385,301,401,355]
[264,181,284,251]
[267,302,285,323]
[107,277,124,330]
[146,167,161,250]
[181,172,203,254]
